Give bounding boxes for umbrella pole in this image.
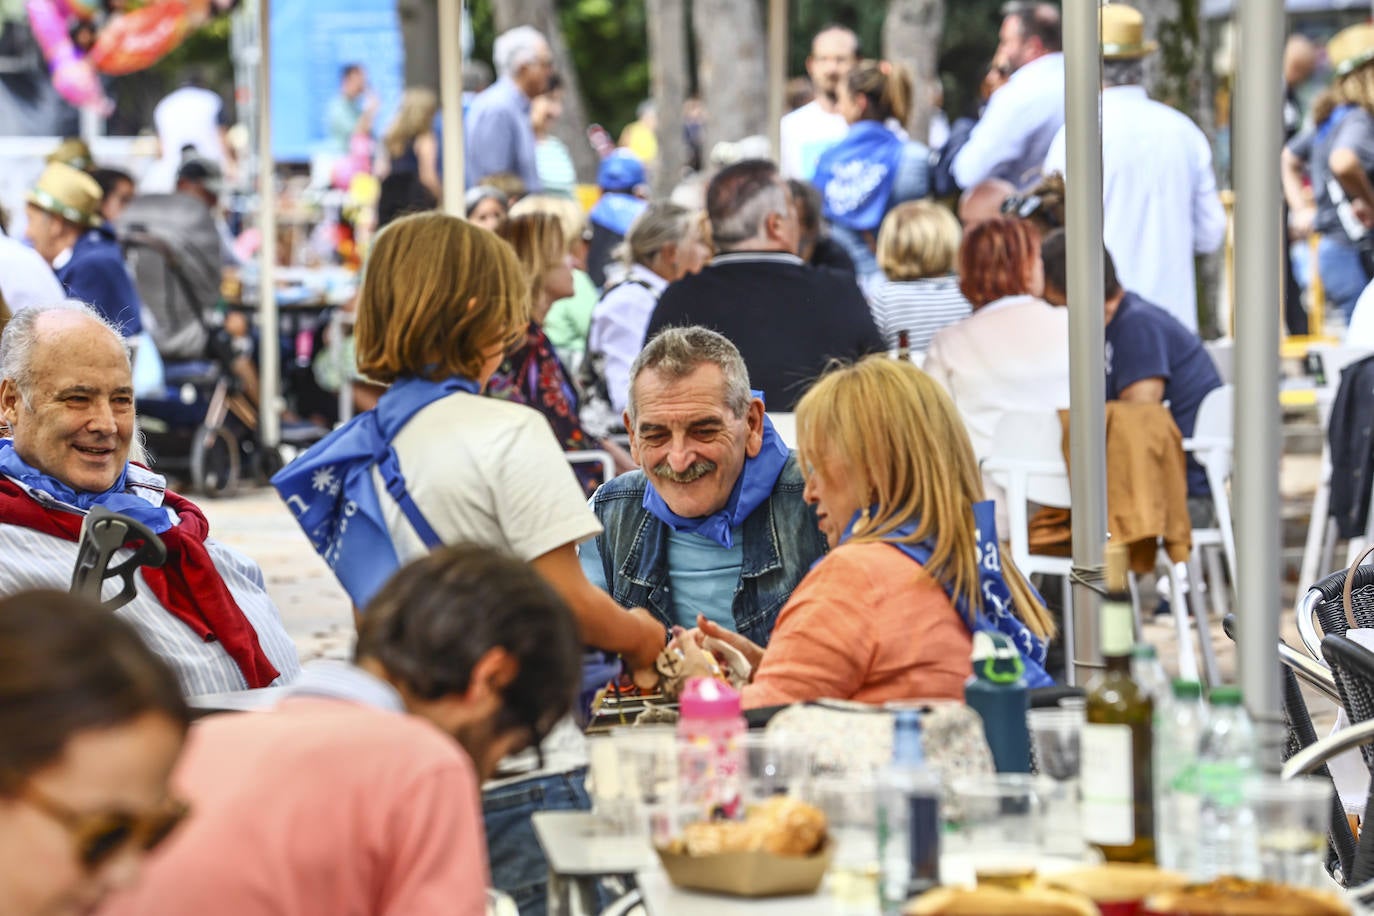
[438,0,465,212]
[257,0,280,449]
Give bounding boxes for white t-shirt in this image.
[780,101,849,180]
[144,87,227,193]
[376,393,602,563]
[0,232,64,312]
[375,393,603,786]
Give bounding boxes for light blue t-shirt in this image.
[666,526,743,632]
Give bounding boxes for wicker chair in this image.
[1297,565,1374,660]
[1284,718,1374,888]
[1222,616,1355,882]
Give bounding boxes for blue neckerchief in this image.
[589,192,648,236]
[1317,104,1356,145]
[840,500,1054,687]
[0,440,171,534]
[641,409,789,550]
[272,375,479,608]
[812,120,904,232]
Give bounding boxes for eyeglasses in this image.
[21,783,190,871]
[1000,192,1061,227]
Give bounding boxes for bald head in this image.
[958,179,1015,228]
[1285,34,1318,87]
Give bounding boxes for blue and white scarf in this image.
[271,375,479,608]
[841,499,1054,687]
[641,408,789,550]
[0,440,170,534]
[812,120,904,233]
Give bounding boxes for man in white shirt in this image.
[1042,3,1225,334]
[780,25,858,181]
[951,3,1064,190]
[0,227,64,313]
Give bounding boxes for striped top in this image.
[0,468,301,695]
[535,136,577,198]
[869,274,973,352]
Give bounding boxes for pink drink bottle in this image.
[677,677,746,821]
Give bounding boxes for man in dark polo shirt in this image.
[644,158,883,410]
[1040,228,1222,522]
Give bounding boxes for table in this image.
[532,811,657,916]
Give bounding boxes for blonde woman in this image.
[871,200,972,352]
[509,194,598,363]
[681,357,1055,708]
[377,88,441,216]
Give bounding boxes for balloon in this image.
[58,0,99,21]
[89,0,194,76]
[25,0,109,110]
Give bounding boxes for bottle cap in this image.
[679,677,742,718]
[1132,644,1158,660]
[892,709,924,766]
[1104,542,1130,594]
[1209,685,1244,706]
[1172,679,1203,699]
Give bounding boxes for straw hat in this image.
[1329,23,1374,78]
[1100,3,1158,60]
[26,163,103,228]
[45,136,93,172]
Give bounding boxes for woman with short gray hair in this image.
[580,201,709,433]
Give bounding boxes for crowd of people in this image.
[0,1,1329,914]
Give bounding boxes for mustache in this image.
[651,460,717,484]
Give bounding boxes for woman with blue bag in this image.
[812,60,932,291]
[678,356,1055,709]
[272,212,664,914]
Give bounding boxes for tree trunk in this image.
[647,0,689,197]
[396,0,440,91]
[691,0,767,157]
[883,0,945,146]
[491,0,599,183]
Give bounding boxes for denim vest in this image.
[587,454,828,647]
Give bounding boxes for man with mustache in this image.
[579,327,827,646]
[0,302,300,695]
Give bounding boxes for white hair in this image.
[494,26,548,79]
[0,301,129,408]
[627,326,752,424]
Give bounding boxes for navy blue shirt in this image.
[1105,292,1221,496]
[55,225,144,336]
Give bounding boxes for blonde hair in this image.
[796,357,1055,640]
[495,212,566,309]
[877,200,962,281]
[1339,62,1374,114]
[383,88,439,160]
[355,212,529,384]
[509,194,587,254]
[847,59,913,125]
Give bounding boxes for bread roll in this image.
[1143,878,1350,916]
[904,886,1099,916]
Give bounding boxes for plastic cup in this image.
[1244,774,1332,889]
[739,732,811,806]
[946,774,1046,890]
[1027,707,1085,859]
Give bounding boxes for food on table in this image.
[904,885,1098,916]
[664,797,827,858]
[1142,877,1350,915]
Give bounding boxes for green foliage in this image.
[1155,0,1202,115]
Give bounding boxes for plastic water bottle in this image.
[965,631,1031,773]
[1156,680,1207,873]
[879,710,941,914]
[1131,644,1171,706]
[1195,686,1257,879]
[677,677,746,821]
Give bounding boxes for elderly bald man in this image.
[0,301,299,694]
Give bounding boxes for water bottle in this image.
[1156,680,1207,873]
[965,631,1031,773]
[1195,686,1257,879]
[677,677,746,821]
[1131,644,1171,706]
[879,710,941,914]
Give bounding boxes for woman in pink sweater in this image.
[683,357,1056,708]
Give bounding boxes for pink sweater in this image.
[742,542,973,709]
[99,698,489,916]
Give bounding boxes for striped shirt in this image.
[0,467,301,695]
[535,137,578,198]
[869,275,973,352]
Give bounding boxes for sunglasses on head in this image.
[21,783,189,870]
[1000,192,1061,227]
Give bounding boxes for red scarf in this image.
[0,477,280,688]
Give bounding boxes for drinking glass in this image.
[812,777,881,915]
[614,726,680,843]
[739,732,811,806]
[1245,775,1332,888]
[1028,706,1086,859]
[945,774,1046,890]
[586,735,635,835]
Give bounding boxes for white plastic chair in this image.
[983,410,1205,683]
[982,411,1077,681]
[567,450,616,489]
[1299,346,1374,591]
[1203,338,1234,385]
[1180,384,1234,686]
[767,411,797,449]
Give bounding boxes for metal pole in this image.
[438,0,465,212]
[1234,0,1285,769]
[256,0,280,449]
[1063,0,1107,686]
[767,0,786,163]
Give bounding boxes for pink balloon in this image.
[25,0,109,110]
